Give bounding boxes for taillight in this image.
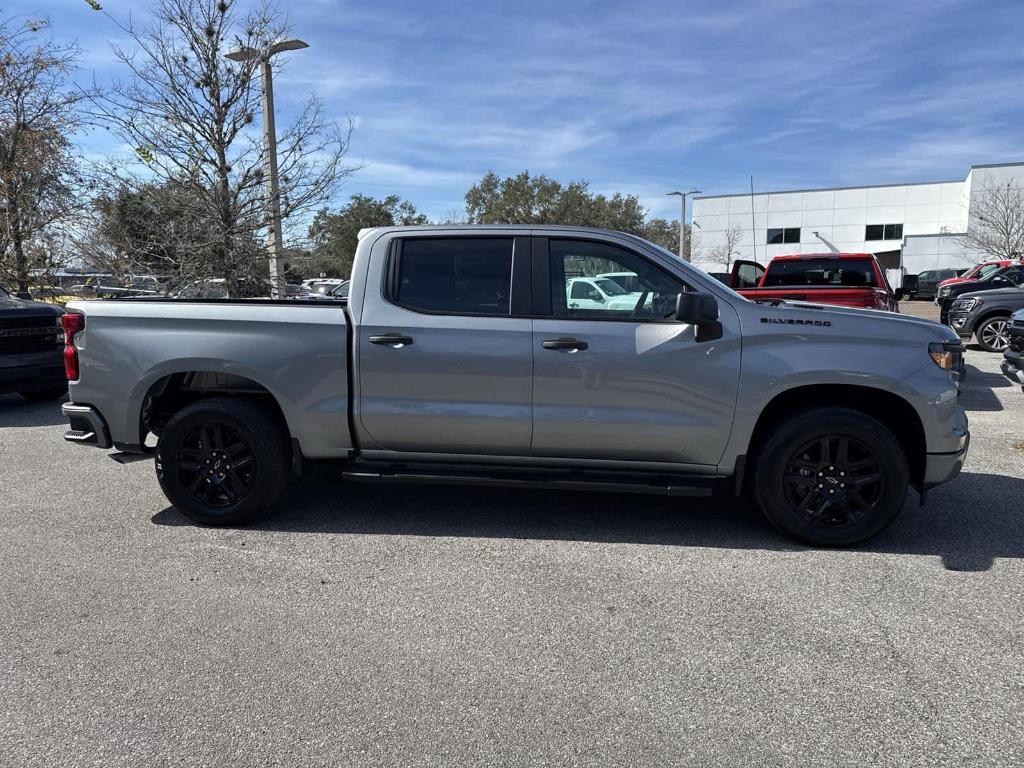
[61,313,85,381]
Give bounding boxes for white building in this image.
[690,162,1024,276]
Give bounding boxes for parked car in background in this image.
[938,260,1018,290]
[61,225,969,547]
[728,253,899,311]
[936,264,1024,324]
[0,284,67,401]
[909,268,962,301]
[706,271,731,285]
[304,279,348,299]
[565,276,639,311]
[947,285,1024,353]
[1000,309,1024,391]
[596,271,644,293]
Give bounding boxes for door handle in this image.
[542,337,588,351]
[369,333,414,347]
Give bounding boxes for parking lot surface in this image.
[2,342,1022,766]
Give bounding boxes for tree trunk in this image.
[10,207,29,293]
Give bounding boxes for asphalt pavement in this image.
[1,324,1022,766]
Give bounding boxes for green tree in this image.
[82,178,231,282]
[463,171,688,254]
[308,194,427,278]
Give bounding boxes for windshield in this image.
[762,258,877,288]
[977,264,1003,280]
[594,278,628,296]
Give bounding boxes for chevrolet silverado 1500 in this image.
[60,226,969,546]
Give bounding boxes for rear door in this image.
[530,236,741,467]
[356,235,534,455]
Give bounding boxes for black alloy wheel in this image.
[173,423,257,509]
[782,435,884,527]
[156,397,288,525]
[754,407,909,546]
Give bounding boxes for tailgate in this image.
[739,287,880,308]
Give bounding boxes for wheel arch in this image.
[747,384,927,488]
[139,370,293,453]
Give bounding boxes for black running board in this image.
[342,464,722,498]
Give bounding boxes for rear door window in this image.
[762,259,878,288]
[392,238,514,315]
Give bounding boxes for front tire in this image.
[155,397,289,526]
[754,408,909,546]
[975,315,1011,353]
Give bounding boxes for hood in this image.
[756,299,957,340]
[0,293,64,318]
[938,276,974,287]
[957,286,1024,302]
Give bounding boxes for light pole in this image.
[226,39,309,299]
[666,188,701,262]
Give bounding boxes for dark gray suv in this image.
[947,285,1024,352]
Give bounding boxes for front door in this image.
[357,236,534,455]
[730,259,765,290]
[531,237,741,467]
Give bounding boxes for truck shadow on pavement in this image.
[0,393,67,427]
[959,361,1013,412]
[152,469,1023,573]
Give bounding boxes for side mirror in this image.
[676,291,719,324]
[676,291,722,342]
[15,291,32,300]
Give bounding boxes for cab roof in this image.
[769,253,877,261]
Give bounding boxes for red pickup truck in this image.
[728,253,899,312]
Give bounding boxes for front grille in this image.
[0,318,61,355]
[0,315,56,330]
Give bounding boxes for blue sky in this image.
[16,0,1024,220]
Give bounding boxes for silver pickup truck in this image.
[61,226,969,546]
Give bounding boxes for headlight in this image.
[951,298,979,312]
[929,341,963,370]
[938,287,950,298]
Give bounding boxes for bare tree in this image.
[0,16,87,292]
[958,180,1024,262]
[86,0,358,294]
[703,225,743,270]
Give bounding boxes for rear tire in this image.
[155,397,289,526]
[753,407,909,546]
[975,315,1011,353]
[20,385,68,401]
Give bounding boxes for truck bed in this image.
[65,298,352,458]
[738,286,886,309]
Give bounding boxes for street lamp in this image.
[666,188,701,262]
[226,39,309,299]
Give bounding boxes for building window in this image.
[865,224,903,241]
[767,227,801,244]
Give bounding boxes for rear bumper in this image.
[62,403,112,449]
